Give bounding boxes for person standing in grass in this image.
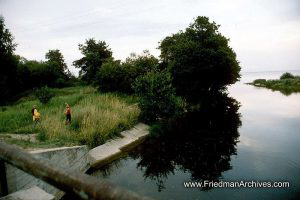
[32,105,41,128]
[65,103,71,125]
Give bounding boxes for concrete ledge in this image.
[88,123,149,168]
[29,145,86,154]
[5,145,89,198]
[0,186,54,200]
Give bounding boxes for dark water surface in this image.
[91,71,300,200]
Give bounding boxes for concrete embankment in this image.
[4,145,89,199]
[0,186,54,200]
[88,123,149,168]
[2,123,149,199]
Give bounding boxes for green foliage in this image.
[251,73,300,95]
[280,72,294,80]
[14,50,76,93]
[159,16,241,103]
[95,51,159,93]
[73,38,112,83]
[37,129,48,142]
[0,16,16,55]
[0,16,18,104]
[123,50,159,75]
[46,49,71,81]
[35,86,54,104]
[133,70,184,122]
[1,16,77,105]
[253,79,266,85]
[95,58,126,92]
[149,121,168,138]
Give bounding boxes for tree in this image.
[94,50,159,93]
[280,72,294,80]
[0,16,18,104]
[73,38,112,83]
[159,16,241,103]
[45,49,70,78]
[94,58,125,92]
[123,50,159,75]
[133,70,184,122]
[17,59,59,88]
[45,49,72,87]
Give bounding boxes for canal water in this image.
[91,71,300,200]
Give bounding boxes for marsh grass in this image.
[0,86,140,148]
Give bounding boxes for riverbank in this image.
[247,72,300,95]
[0,86,140,148]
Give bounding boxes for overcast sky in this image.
[1,0,300,75]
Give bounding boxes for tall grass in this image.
[0,86,140,148]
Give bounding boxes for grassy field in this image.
[248,74,300,96]
[0,86,140,148]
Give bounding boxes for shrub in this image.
[280,72,294,80]
[37,129,48,142]
[95,58,129,92]
[94,51,159,94]
[133,70,184,123]
[35,86,54,104]
[149,121,169,138]
[253,79,266,85]
[55,78,68,88]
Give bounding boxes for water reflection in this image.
[99,93,242,192]
[249,83,297,96]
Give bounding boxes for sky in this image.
[1,0,300,75]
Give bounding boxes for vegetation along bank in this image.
[249,72,300,95]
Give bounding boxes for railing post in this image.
[0,160,8,197]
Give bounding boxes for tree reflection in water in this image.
[91,93,242,192]
[128,93,242,191]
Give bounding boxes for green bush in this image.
[133,70,184,123]
[95,58,129,92]
[37,129,48,142]
[149,121,169,137]
[280,72,294,80]
[94,51,158,94]
[253,79,266,85]
[55,78,67,88]
[35,86,54,104]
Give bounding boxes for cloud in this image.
[1,0,299,75]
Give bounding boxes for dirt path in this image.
[0,133,37,142]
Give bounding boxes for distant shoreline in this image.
[242,69,300,74]
[247,72,300,96]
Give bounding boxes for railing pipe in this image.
[0,141,152,200]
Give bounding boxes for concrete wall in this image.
[4,146,89,198]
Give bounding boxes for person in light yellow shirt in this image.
[32,105,41,128]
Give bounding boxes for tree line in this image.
[0,16,77,104]
[0,15,241,122]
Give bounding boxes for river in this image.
[91,70,300,200]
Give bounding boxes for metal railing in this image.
[0,141,152,200]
